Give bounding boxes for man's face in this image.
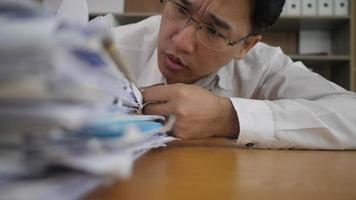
[157,0,257,84]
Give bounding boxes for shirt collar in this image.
[137,49,165,88]
[216,60,235,91]
[191,60,235,91]
[193,72,218,90]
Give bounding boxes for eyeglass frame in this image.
[159,0,254,50]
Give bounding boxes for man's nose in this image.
[172,24,197,54]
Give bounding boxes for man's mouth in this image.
[164,53,188,72]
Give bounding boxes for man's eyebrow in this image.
[208,13,233,31]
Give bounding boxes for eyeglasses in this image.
[159,0,252,52]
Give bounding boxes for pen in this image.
[102,37,139,87]
[101,35,144,112]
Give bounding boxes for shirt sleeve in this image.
[229,48,356,150]
[230,98,275,148]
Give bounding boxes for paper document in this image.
[0,1,176,199]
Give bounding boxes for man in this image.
[113,0,356,149]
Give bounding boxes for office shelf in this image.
[275,16,350,31]
[90,12,158,25]
[289,54,350,62]
[271,2,355,91]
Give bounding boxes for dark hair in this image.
[251,0,285,35]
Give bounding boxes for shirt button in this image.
[246,143,255,147]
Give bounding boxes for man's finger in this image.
[143,102,172,116]
[142,85,173,102]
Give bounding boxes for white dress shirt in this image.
[113,16,356,150]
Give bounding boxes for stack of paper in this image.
[0,1,175,199]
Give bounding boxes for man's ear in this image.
[235,35,262,59]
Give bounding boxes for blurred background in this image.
[41,0,356,92]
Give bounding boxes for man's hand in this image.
[142,84,239,139]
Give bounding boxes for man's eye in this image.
[206,26,220,37]
[177,7,187,15]
[173,2,189,16]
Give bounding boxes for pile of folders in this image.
[0,2,174,199]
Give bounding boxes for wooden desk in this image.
[86,138,356,200]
